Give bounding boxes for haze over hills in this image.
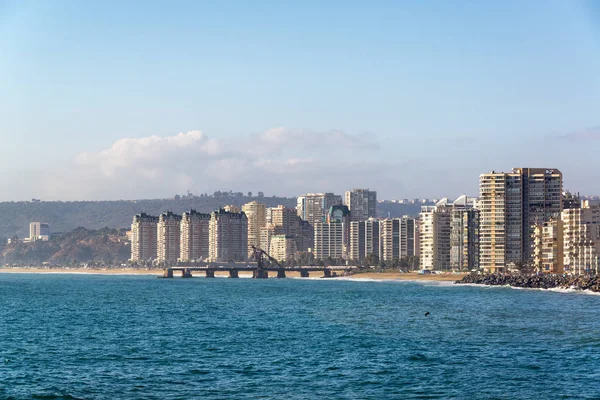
[0,193,425,240]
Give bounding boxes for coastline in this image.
[0,267,465,281]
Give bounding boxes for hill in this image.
[0,193,425,240]
[0,193,296,240]
[1,227,130,265]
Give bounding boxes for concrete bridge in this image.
[162,261,355,279]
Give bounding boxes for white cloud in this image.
[4,128,407,201]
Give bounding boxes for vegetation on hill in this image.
[0,192,423,239]
[1,227,130,265]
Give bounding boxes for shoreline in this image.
[0,268,465,281]
[456,273,600,293]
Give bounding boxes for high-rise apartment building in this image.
[349,219,380,262]
[533,219,564,274]
[209,209,248,262]
[479,168,562,272]
[179,210,211,262]
[29,222,50,242]
[479,171,523,272]
[297,193,342,226]
[270,205,299,237]
[562,200,600,275]
[260,205,311,257]
[269,235,298,262]
[242,201,267,257]
[223,205,241,213]
[518,168,563,261]
[344,189,377,222]
[327,205,351,256]
[313,222,344,260]
[380,217,418,262]
[131,213,159,262]
[449,195,480,271]
[419,202,452,270]
[157,212,182,264]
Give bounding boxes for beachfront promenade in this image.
[163,262,356,279]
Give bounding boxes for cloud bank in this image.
[14,128,404,201]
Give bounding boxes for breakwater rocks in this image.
[456,273,600,292]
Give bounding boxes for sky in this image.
[0,0,599,201]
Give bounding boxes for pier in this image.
[161,246,355,279]
[162,262,354,279]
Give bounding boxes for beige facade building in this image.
[518,168,563,261]
[223,205,241,213]
[562,200,600,274]
[269,235,298,262]
[157,212,182,264]
[479,168,562,272]
[131,213,159,262]
[261,205,313,257]
[344,189,377,222]
[533,219,564,274]
[242,201,267,257]
[313,222,344,260]
[271,205,299,237]
[179,210,211,262]
[479,171,523,272]
[209,209,248,262]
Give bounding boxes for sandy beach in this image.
[0,267,465,281]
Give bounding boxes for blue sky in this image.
[0,0,599,200]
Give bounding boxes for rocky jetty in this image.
[456,273,600,293]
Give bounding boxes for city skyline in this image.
[1,1,599,200]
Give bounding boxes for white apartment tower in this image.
[344,189,377,222]
[131,213,159,262]
[157,212,182,264]
[179,210,211,262]
[419,201,452,270]
[313,221,344,260]
[380,217,418,262]
[349,219,380,262]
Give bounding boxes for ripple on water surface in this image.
[1,274,600,399]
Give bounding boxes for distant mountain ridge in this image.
[0,194,423,240]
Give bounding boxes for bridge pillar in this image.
[181,268,192,278]
[300,270,309,278]
[206,270,215,278]
[323,269,332,278]
[277,269,286,278]
[253,270,268,279]
[163,268,174,278]
[229,270,239,278]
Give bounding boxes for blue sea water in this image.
[1,274,600,399]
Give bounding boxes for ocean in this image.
[1,274,599,399]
